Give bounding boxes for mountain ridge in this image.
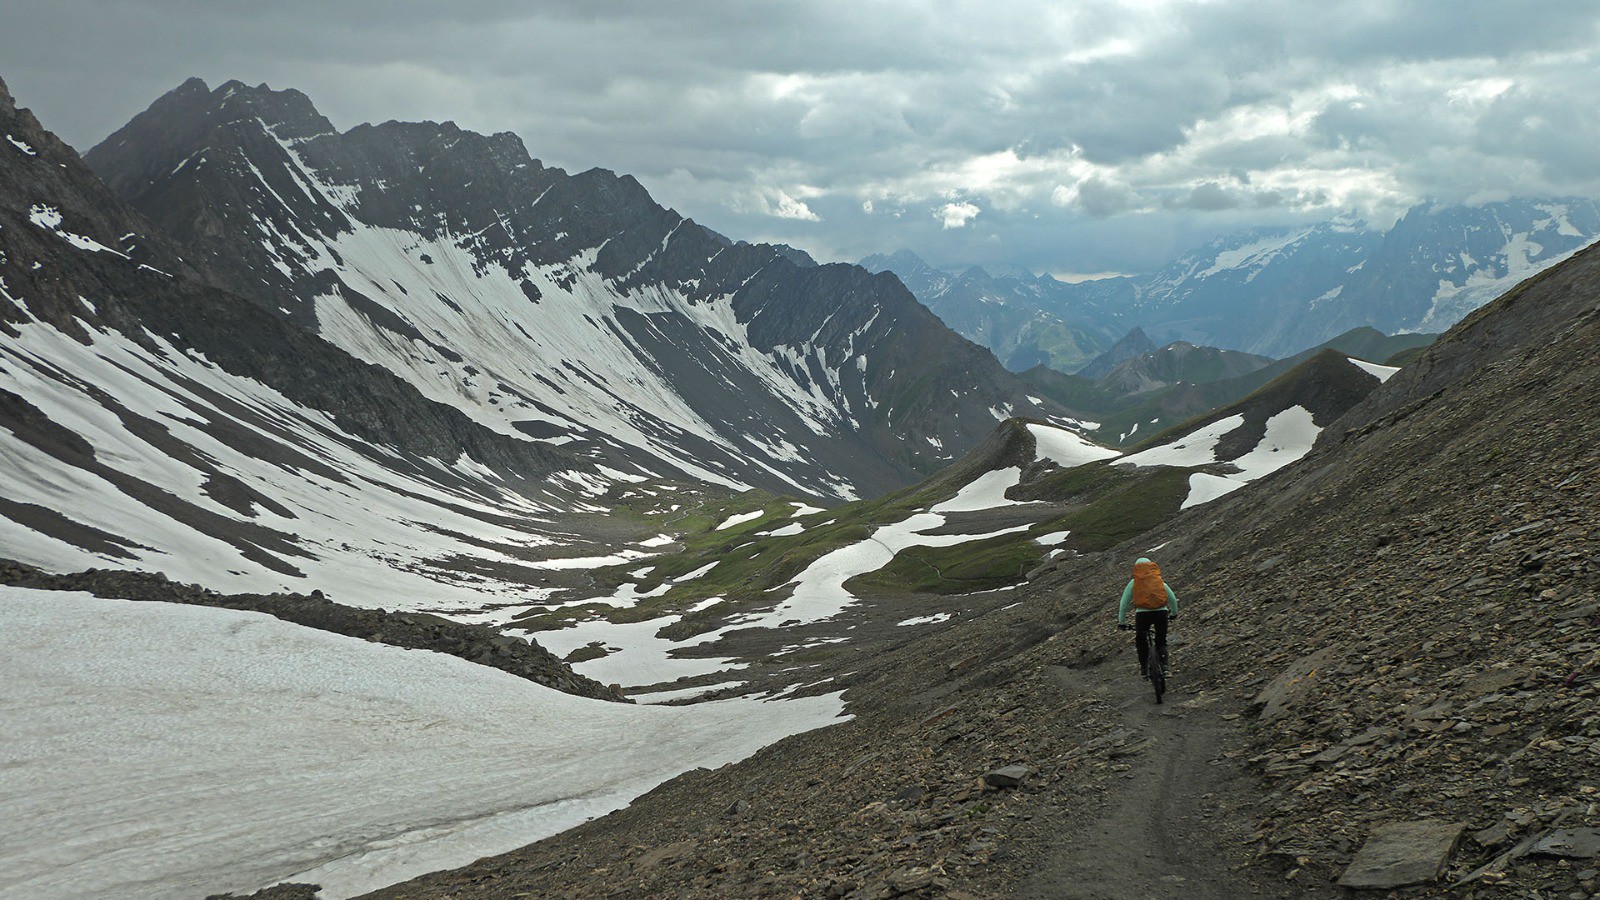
[871,198,1600,363]
[89,77,1073,502]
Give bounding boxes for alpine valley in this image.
[2,73,1597,900]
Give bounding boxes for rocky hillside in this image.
[88,78,1071,501]
[1071,326,1157,378]
[363,227,1598,898]
[1091,340,1274,397]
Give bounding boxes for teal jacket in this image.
[1117,581,1179,625]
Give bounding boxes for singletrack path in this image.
[1017,658,1281,900]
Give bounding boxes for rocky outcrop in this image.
[0,559,627,702]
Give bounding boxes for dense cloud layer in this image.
[6,1,1598,274]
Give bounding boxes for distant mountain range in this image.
[1019,327,1435,446]
[860,249,1130,373]
[868,197,1600,364]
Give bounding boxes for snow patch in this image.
[1348,358,1400,382]
[0,589,846,900]
[715,510,765,531]
[1026,423,1120,469]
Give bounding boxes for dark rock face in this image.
[1338,821,1466,889]
[0,75,582,491]
[0,559,627,701]
[87,78,1069,501]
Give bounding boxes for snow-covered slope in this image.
[89,79,1066,501]
[0,588,846,899]
[0,74,669,608]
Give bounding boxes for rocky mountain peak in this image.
[1075,326,1157,378]
[79,77,1070,501]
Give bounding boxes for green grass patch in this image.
[846,531,1045,596]
[1018,460,1132,504]
[1061,467,1192,551]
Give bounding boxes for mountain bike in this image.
[1147,638,1167,704]
[1118,618,1169,704]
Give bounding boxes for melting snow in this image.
[1026,423,1120,469]
[1348,358,1400,382]
[1175,407,1322,509]
[673,561,719,582]
[0,319,564,612]
[1119,415,1245,468]
[27,204,126,256]
[933,468,1025,513]
[715,510,765,531]
[533,613,746,686]
[896,613,952,626]
[0,588,846,900]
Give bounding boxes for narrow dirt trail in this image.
[1017,659,1279,900]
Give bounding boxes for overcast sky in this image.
[5,1,1599,276]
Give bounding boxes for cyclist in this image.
[1116,557,1180,679]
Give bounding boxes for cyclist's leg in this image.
[1153,609,1169,670]
[1134,611,1152,676]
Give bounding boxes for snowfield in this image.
[1026,423,1120,469]
[0,316,573,614]
[0,588,847,900]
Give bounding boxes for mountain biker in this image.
[1116,557,1179,679]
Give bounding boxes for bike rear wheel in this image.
[1149,655,1166,704]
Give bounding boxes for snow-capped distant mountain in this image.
[1132,200,1600,356]
[860,249,1130,373]
[1351,198,1600,334]
[1132,215,1379,355]
[874,199,1600,364]
[89,79,1067,502]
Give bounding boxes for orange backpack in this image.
[1131,560,1168,609]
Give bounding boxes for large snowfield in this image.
[0,588,847,899]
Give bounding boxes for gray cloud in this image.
[3,1,1599,277]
